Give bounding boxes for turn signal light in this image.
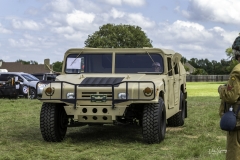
[45,87,55,96]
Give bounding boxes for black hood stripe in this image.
[79,77,124,87]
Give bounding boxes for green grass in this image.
[0,82,227,160]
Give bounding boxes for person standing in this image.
[218,41,240,160]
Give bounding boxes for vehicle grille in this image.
[81,92,112,98]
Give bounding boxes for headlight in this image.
[67,93,75,99]
[143,87,153,97]
[118,93,128,99]
[45,87,55,96]
[38,83,47,88]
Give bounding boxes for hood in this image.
[56,74,164,84]
[27,80,38,88]
[56,73,164,85]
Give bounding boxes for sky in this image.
[0,0,239,64]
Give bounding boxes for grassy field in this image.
[0,82,227,160]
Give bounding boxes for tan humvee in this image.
[39,47,187,144]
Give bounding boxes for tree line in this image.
[182,48,236,75]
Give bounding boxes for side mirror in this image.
[173,53,182,64]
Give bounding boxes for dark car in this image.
[31,73,59,81]
[0,77,21,99]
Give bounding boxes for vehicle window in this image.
[17,76,24,82]
[21,74,39,81]
[115,53,163,73]
[174,62,179,74]
[33,75,43,80]
[65,53,112,73]
[167,58,173,76]
[0,74,10,81]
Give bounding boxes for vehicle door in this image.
[167,57,175,109]
[173,62,180,107]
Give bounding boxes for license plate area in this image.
[91,94,107,102]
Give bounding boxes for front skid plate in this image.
[64,106,126,122]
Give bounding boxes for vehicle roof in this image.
[65,47,178,55]
[0,72,27,74]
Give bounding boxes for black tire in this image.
[142,98,166,144]
[29,88,36,99]
[40,103,68,142]
[167,91,186,127]
[20,85,28,98]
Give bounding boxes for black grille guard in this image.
[37,81,156,109]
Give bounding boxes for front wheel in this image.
[40,103,68,142]
[29,88,36,99]
[142,98,166,144]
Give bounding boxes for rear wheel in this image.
[40,103,68,142]
[167,91,186,126]
[19,85,29,98]
[142,98,166,144]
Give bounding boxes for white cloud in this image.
[12,19,44,31]
[111,8,125,19]
[66,10,95,27]
[63,31,86,41]
[101,0,145,6]
[182,0,240,24]
[127,13,156,28]
[123,0,145,6]
[45,0,74,13]
[0,23,12,34]
[52,26,75,34]
[154,20,212,43]
[147,20,234,60]
[102,0,122,5]
[9,38,35,48]
[44,18,61,27]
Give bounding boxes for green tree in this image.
[225,47,233,59]
[225,47,238,73]
[188,58,199,68]
[181,57,187,64]
[184,66,189,72]
[52,61,63,72]
[84,24,153,48]
[16,59,38,65]
[192,68,208,75]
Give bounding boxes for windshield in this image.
[65,53,163,74]
[21,74,39,81]
[65,53,112,73]
[115,53,163,73]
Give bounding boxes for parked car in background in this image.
[0,72,43,99]
[31,73,59,81]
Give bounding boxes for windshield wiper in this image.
[70,51,83,66]
[146,51,155,63]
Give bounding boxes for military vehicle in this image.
[39,47,187,144]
